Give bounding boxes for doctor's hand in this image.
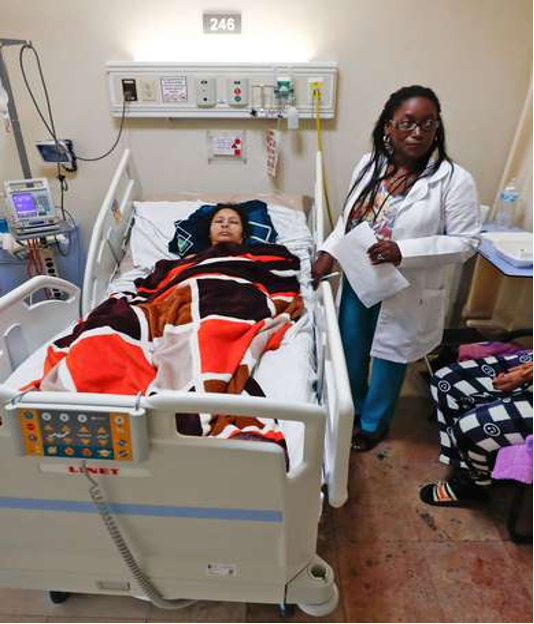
[311,252,335,289]
[367,240,402,266]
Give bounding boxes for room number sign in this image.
[203,12,242,34]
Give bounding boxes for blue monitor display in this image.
[12,192,38,218]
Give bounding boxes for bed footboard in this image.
[0,390,335,609]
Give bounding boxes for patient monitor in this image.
[4,177,60,238]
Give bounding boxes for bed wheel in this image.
[278,602,296,617]
[47,591,70,604]
[297,583,339,617]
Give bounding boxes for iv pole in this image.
[0,38,32,178]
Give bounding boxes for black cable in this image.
[62,206,76,228]
[19,42,127,164]
[56,165,67,221]
[19,44,57,139]
[76,99,127,162]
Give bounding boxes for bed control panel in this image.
[6,405,148,462]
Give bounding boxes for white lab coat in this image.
[320,154,481,363]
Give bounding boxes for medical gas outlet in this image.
[196,77,217,107]
[275,76,295,106]
[227,78,249,107]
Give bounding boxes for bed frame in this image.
[0,150,353,616]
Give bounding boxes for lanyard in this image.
[347,172,414,232]
[347,163,434,232]
[369,173,414,224]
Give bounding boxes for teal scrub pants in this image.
[338,277,407,434]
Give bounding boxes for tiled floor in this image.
[0,368,531,622]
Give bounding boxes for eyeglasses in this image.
[391,118,440,133]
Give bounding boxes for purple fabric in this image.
[458,341,526,361]
[492,435,533,484]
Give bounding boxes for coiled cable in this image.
[81,462,197,611]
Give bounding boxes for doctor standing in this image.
[312,85,481,451]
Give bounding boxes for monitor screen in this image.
[36,141,72,164]
[12,192,38,218]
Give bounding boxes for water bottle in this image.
[496,179,520,228]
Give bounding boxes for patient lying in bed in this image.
[25,205,303,451]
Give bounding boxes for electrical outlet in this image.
[121,78,138,102]
[139,78,157,102]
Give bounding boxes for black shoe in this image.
[351,427,389,452]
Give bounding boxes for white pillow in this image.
[130,200,209,268]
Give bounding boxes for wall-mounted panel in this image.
[107,62,337,119]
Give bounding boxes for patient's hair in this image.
[203,204,250,246]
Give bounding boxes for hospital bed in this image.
[0,150,353,616]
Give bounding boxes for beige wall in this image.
[1,0,532,252]
[492,79,532,230]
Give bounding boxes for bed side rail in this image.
[319,280,354,508]
[0,277,80,381]
[312,151,353,506]
[312,151,325,249]
[82,149,142,316]
[0,387,325,474]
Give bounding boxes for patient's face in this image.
[210,208,244,245]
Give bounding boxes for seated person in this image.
[420,352,533,507]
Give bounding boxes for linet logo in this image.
[39,463,150,477]
[68,465,120,476]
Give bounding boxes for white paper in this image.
[330,222,410,308]
[160,77,188,103]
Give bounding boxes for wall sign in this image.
[207,131,246,163]
[161,76,188,102]
[203,12,242,34]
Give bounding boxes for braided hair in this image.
[345,85,453,220]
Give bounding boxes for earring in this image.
[383,134,394,156]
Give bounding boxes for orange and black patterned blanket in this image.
[28,242,303,448]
